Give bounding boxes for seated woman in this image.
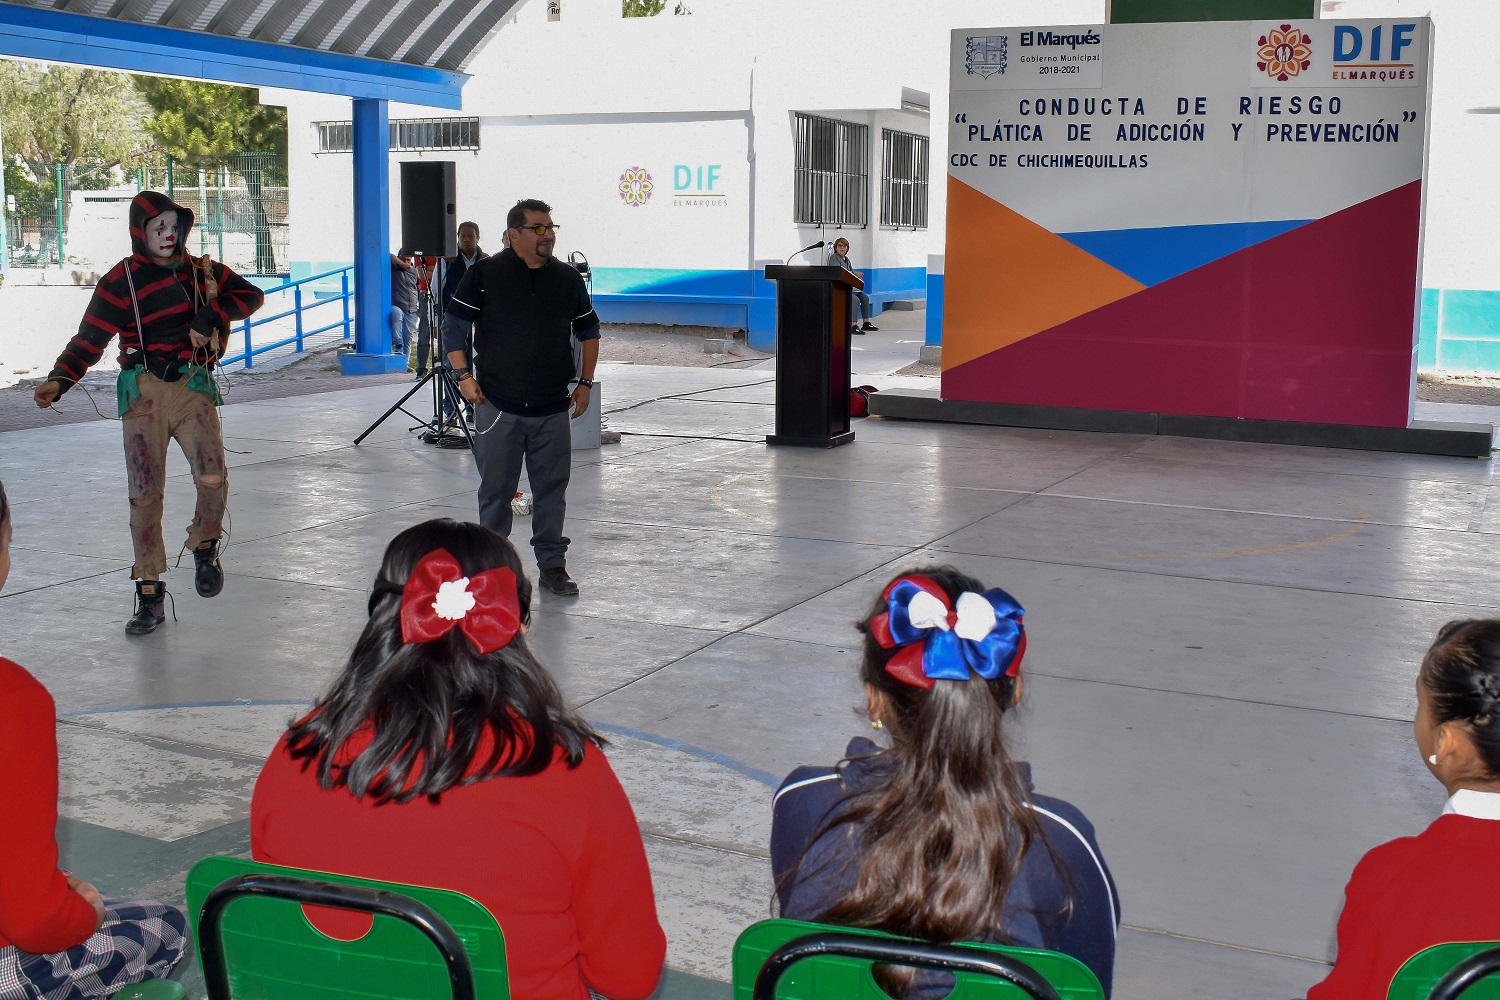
[1308,619,1500,999]
[0,478,188,999]
[771,567,1119,996]
[251,519,665,1000]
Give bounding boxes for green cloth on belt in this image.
[182,364,224,406]
[116,364,222,417]
[116,366,141,417]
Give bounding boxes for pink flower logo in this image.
[1257,24,1312,82]
[618,167,654,207]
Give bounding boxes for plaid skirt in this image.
[0,897,187,1000]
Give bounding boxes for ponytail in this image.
[785,566,1069,988]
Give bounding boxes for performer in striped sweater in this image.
[33,191,264,634]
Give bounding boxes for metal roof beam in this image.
[0,2,466,106]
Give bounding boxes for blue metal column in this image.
[342,97,405,375]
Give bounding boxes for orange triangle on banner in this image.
[942,177,1146,372]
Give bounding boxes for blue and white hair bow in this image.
[869,575,1026,689]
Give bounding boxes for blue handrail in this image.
[220,266,354,369]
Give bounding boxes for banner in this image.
[943,18,1431,427]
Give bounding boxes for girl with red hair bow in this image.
[250,518,665,1000]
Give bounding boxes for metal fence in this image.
[147,153,289,276]
[793,113,868,227]
[4,153,289,277]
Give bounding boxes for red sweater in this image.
[251,730,665,1000]
[0,659,99,952]
[1308,814,1500,999]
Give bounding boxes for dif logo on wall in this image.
[617,165,727,208]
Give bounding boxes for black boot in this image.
[194,539,224,598]
[126,580,167,635]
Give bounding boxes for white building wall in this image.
[272,0,1500,361]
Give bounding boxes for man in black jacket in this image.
[443,199,598,596]
[441,221,487,312]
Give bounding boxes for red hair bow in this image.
[400,549,521,655]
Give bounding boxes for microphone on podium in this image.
[785,240,825,265]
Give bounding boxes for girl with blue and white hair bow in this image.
[769,565,1121,997]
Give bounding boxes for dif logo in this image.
[1332,22,1416,64]
[674,164,721,193]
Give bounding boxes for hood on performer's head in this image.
[129,190,195,263]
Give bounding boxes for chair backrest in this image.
[1389,943,1500,1000]
[732,919,1106,1000]
[186,856,509,1000]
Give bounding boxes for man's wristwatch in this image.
[576,377,594,388]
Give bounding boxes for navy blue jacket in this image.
[771,737,1119,997]
[441,248,487,312]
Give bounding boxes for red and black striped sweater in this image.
[46,191,264,397]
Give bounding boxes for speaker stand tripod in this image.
[353,267,473,449]
[353,363,473,448]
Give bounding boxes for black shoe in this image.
[414,369,428,380]
[852,327,865,336]
[194,540,224,598]
[539,566,580,596]
[126,580,167,635]
[862,323,879,331]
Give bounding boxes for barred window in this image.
[315,118,481,153]
[880,129,929,229]
[316,121,353,153]
[793,113,868,227]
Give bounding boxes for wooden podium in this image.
[763,264,863,448]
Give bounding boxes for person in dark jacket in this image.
[441,221,488,313]
[32,191,264,634]
[390,254,420,359]
[771,566,1119,996]
[444,200,598,597]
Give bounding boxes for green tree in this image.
[0,61,151,201]
[134,78,287,274]
[134,78,286,162]
[622,0,690,15]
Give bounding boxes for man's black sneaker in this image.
[851,327,865,336]
[862,322,879,331]
[539,566,580,596]
[194,540,224,598]
[126,580,167,635]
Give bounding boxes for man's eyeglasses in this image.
[514,224,560,236]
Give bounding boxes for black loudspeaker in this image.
[399,161,457,257]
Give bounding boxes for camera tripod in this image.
[354,271,473,448]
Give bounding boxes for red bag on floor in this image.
[850,385,878,418]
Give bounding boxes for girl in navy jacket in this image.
[771,566,1119,996]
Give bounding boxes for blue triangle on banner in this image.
[1058,219,1313,286]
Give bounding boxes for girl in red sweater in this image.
[1308,619,1500,998]
[251,518,665,1000]
[0,480,188,998]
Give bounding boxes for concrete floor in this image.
[2,357,1498,999]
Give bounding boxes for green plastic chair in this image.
[1388,943,1500,1000]
[732,919,1106,1000]
[106,982,185,999]
[185,856,509,1000]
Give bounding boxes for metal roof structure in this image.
[0,0,518,72]
[0,0,525,107]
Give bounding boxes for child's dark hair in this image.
[787,565,1067,988]
[284,518,601,804]
[1420,620,1500,776]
